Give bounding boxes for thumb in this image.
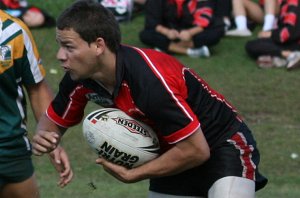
[50,148,61,165]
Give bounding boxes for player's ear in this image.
[94,37,105,55]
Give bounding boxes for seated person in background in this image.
[0,0,55,28]
[245,0,300,70]
[226,0,278,37]
[139,0,225,58]
[97,0,146,22]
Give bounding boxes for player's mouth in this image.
[62,66,70,72]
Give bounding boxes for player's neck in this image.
[92,51,116,94]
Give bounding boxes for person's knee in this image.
[22,10,45,27]
[208,176,255,198]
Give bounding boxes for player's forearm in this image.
[130,131,210,181]
[188,26,203,36]
[36,114,66,136]
[155,24,170,35]
[27,80,54,121]
[32,114,67,155]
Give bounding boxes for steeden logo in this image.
[112,117,150,137]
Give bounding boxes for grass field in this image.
[25,0,300,197]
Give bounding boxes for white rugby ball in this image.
[82,108,160,168]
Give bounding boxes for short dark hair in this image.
[57,0,121,53]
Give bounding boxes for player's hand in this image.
[96,158,139,183]
[49,146,74,188]
[166,29,179,40]
[178,30,192,41]
[32,131,60,155]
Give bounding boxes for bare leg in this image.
[264,0,278,15]
[243,0,264,23]
[168,41,193,55]
[262,0,278,30]
[232,0,246,16]
[0,174,40,198]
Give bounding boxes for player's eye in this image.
[64,45,74,51]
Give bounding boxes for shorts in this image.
[149,122,268,197]
[0,156,34,186]
[0,135,34,186]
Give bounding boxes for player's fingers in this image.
[58,169,73,188]
[48,150,64,174]
[32,132,59,153]
[96,158,113,172]
[59,150,72,177]
[58,178,67,188]
[32,143,49,155]
[58,178,66,188]
[60,164,70,177]
[96,158,121,175]
[95,158,103,164]
[34,131,59,143]
[63,169,73,184]
[32,147,43,156]
[96,158,134,183]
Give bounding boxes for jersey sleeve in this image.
[46,74,90,128]
[5,14,45,85]
[18,19,45,84]
[191,0,214,28]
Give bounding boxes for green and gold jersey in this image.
[0,10,45,143]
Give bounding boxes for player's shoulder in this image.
[0,11,35,48]
[123,45,177,62]
[1,10,23,28]
[119,45,184,74]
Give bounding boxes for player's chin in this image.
[69,72,83,81]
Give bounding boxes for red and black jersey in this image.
[48,45,242,150]
[272,0,300,44]
[144,0,214,30]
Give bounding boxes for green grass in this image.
[25,0,300,197]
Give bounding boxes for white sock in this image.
[187,46,210,58]
[263,14,275,31]
[235,15,247,30]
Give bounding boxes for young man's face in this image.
[56,28,99,81]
